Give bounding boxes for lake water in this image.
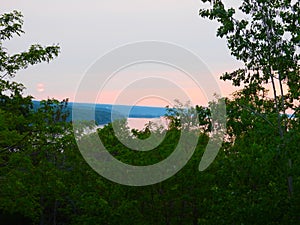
[127,117,169,130]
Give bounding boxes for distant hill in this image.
[32,101,167,125]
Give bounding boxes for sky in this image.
[1,0,243,107]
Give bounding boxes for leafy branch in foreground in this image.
[0,10,60,79]
[199,0,299,138]
[0,10,61,152]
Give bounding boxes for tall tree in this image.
[0,10,60,152]
[199,0,299,138]
[0,10,62,224]
[199,0,299,197]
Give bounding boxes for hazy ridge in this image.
[32,101,167,125]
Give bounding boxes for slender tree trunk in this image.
[270,72,284,139]
[263,2,283,139]
[278,73,293,196]
[278,73,287,132]
[271,71,294,196]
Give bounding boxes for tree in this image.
[0,10,63,224]
[199,0,299,196]
[199,0,299,138]
[0,10,60,153]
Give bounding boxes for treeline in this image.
[1,89,300,225]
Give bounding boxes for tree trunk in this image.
[270,73,283,139]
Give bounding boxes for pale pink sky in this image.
[1,0,243,107]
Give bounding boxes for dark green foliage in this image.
[198,1,300,223]
[1,9,300,225]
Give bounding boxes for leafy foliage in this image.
[1,8,300,225]
[200,0,300,139]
